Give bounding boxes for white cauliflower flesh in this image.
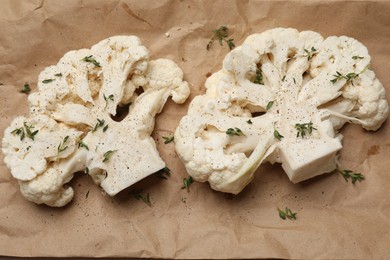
[2,36,190,207]
[175,28,388,194]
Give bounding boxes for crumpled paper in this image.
[0,0,389,258]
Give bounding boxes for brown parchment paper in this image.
[1,0,390,258]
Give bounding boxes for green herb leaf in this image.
[226,127,245,136]
[78,141,89,150]
[92,119,105,132]
[181,176,194,191]
[303,46,317,61]
[103,124,109,132]
[253,69,264,85]
[42,78,55,84]
[162,136,174,144]
[295,121,317,138]
[103,150,115,162]
[54,73,63,77]
[23,122,38,140]
[274,128,284,141]
[247,119,253,124]
[85,190,90,199]
[339,169,365,184]
[282,75,286,82]
[103,94,114,109]
[20,83,31,94]
[84,167,89,174]
[266,101,274,110]
[157,167,171,179]
[134,192,151,206]
[278,207,297,220]
[81,55,101,67]
[352,56,364,60]
[330,65,371,86]
[11,127,25,141]
[57,136,69,155]
[207,26,235,50]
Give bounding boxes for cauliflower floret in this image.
[2,36,190,206]
[175,28,388,194]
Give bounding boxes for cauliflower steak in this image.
[2,36,190,207]
[175,28,388,194]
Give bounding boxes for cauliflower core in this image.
[175,28,388,194]
[2,36,190,207]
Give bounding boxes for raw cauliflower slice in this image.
[175,28,388,194]
[2,36,190,206]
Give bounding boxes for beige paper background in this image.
[0,0,389,258]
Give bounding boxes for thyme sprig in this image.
[278,207,297,220]
[206,26,235,50]
[92,119,108,132]
[330,65,371,86]
[337,167,365,184]
[303,46,317,61]
[295,121,317,138]
[57,136,69,155]
[11,127,25,141]
[23,122,39,140]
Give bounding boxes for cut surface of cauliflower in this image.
[175,28,388,194]
[2,36,190,206]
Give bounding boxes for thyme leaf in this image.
[103,94,114,109]
[253,69,264,85]
[78,141,89,150]
[134,192,151,206]
[42,78,55,84]
[20,83,31,94]
[82,55,101,67]
[157,167,171,179]
[103,150,115,162]
[181,176,194,191]
[226,127,245,136]
[352,56,364,60]
[274,128,284,141]
[266,100,274,110]
[163,136,174,144]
